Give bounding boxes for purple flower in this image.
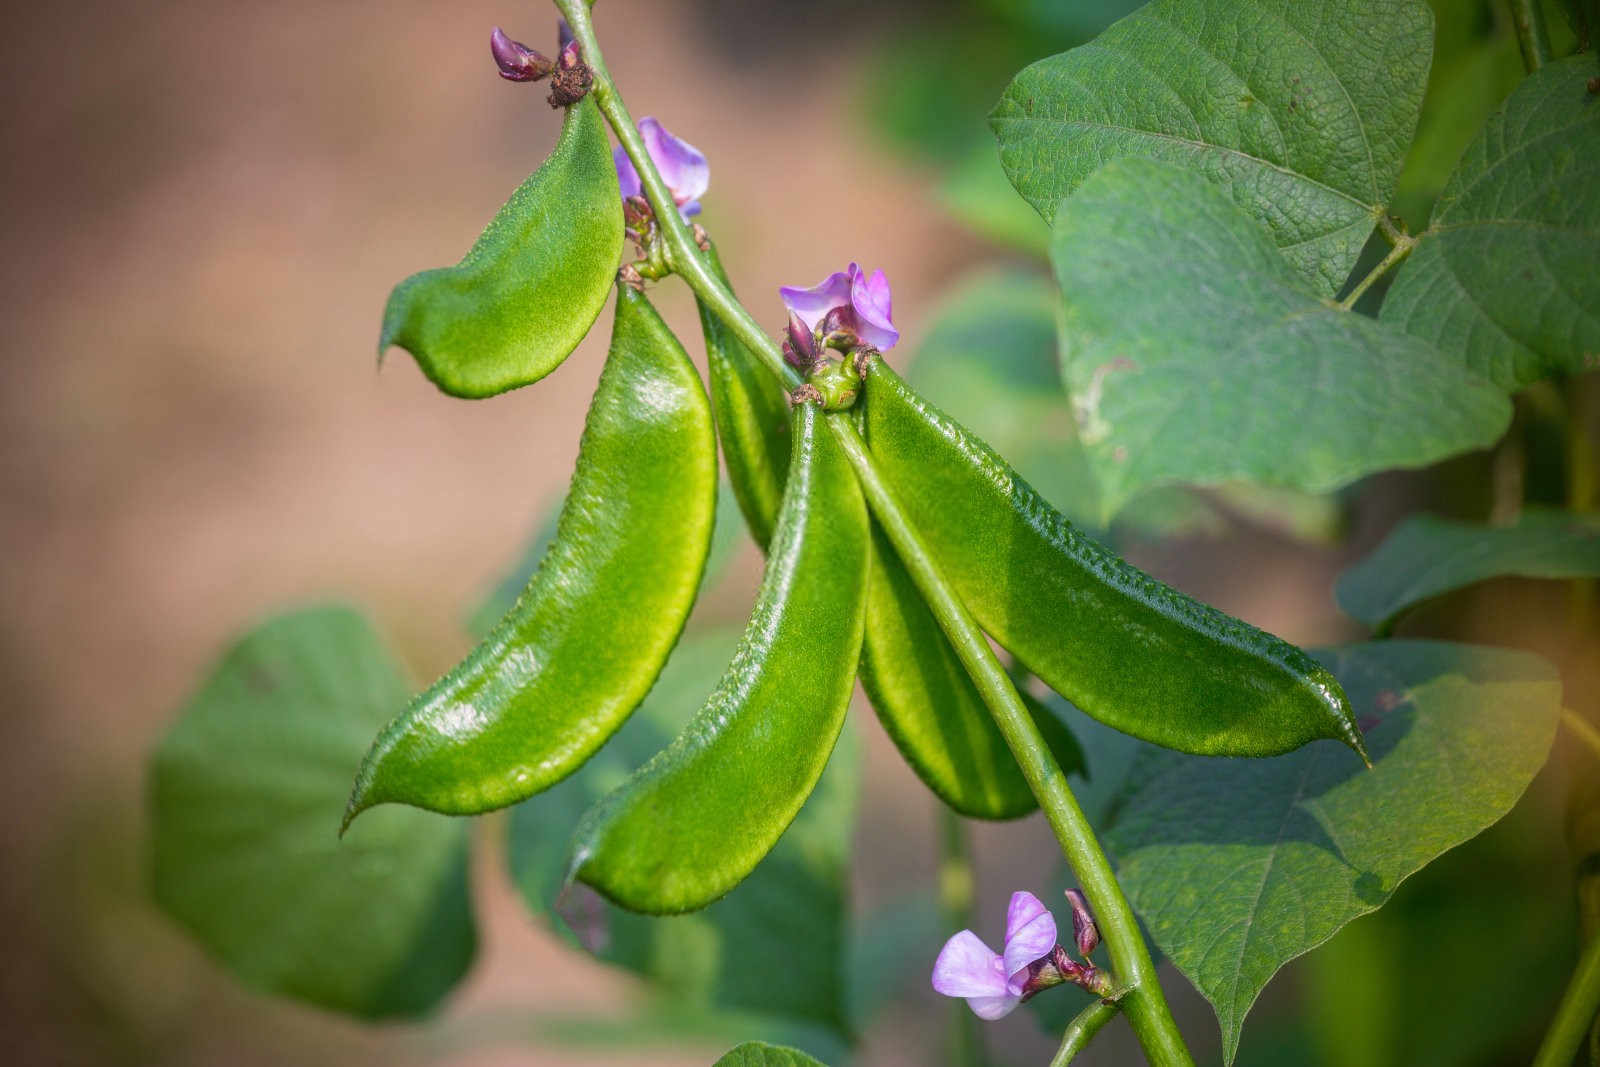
[778,263,899,352]
[613,118,709,219]
[931,891,1057,1020]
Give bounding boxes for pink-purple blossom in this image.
[613,118,709,219]
[778,263,899,352]
[931,891,1058,1020]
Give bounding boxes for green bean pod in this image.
[693,277,1079,817]
[379,98,623,398]
[568,403,868,914]
[861,527,1086,818]
[862,358,1368,761]
[344,286,717,826]
[695,244,790,549]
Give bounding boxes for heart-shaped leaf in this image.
[1049,158,1510,520]
[713,1043,828,1067]
[1102,640,1562,1063]
[509,630,859,1042]
[380,98,623,398]
[992,0,1433,293]
[148,606,475,1018]
[1380,56,1600,390]
[1336,508,1600,632]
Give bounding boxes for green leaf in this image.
[1103,640,1562,1063]
[992,0,1433,293]
[148,606,474,1018]
[713,1042,828,1067]
[1049,158,1511,519]
[1379,56,1600,390]
[509,630,859,1040]
[1335,508,1600,631]
[380,98,623,398]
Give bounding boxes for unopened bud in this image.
[1065,890,1100,958]
[818,305,860,352]
[491,27,554,82]
[558,40,582,69]
[557,18,575,49]
[784,311,817,368]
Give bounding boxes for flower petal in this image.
[849,266,899,351]
[931,930,1009,999]
[1002,891,1057,982]
[613,145,642,201]
[779,270,853,332]
[638,117,709,207]
[966,993,1022,1020]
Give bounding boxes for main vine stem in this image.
[556,4,1192,1063]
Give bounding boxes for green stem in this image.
[1336,231,1416,311]
[826,414,1192,1067]
[1050,999,1122,1067]
[1532,931,1600,1067]
[1509,0,1552,72]
[938,808,987,1067]
[1565,708,1600,764]
[555,0,800,399]
[557,6,1190,1061]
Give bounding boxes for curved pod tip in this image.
[347,285,717,830]
[378,97,623,398]
[568,404,870,914]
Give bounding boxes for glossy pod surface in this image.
[569,403,868,913]
[345,286,717,824]
[860,528,1085,819]
[379,98,623,398]
[863,359,1366,760]
[693,283,1076,816]
[696,244,791,549]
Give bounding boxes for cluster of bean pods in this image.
[346,95,1366,915]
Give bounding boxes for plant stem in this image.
[938,808,987,1067]
[558,5,1190,1060]
[1531,931,1600,1067]
[1336,230,1416,311]
[1509,0,1552,72]
[1050,999,1122,1066]
[1565,709,1600,764]
[555,0,800,399]
[827,414,1192,1067]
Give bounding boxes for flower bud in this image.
[490,27,554,82]
[1065,889,1100,958]
[784,311,818,369]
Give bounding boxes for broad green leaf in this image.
[1336,509,1600,631]
[992,0,1433,293]
[1380,56,1600,390]
[509,630,859,1042]
[380,98,623,398]
[1050,158,1511,520]
[1103,640,1562,1063]
[903,270,1223,538]
[148,606,474,1018]
[713,1042,827,1067]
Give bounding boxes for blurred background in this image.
[1,1,1592,1064]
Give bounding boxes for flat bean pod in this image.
[569,403,868,914]
[862,358,1367,761]
[695,244,791,549]
[345,285,717,825]
[694,287,1078,817]
[379,98,623,398]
